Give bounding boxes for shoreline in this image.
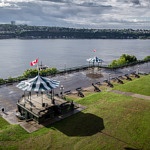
[0,59,150,86]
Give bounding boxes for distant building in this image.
[11,21,15,25]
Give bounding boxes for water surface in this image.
[0,39,149,78]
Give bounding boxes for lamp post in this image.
[89,61,90,68]
[41,91,43,106]
[64,63,66,73]
[137,65,139,74]
[128,69,130,75]
[64,63,67,79]
[60,85,64,97]
[108,73,111,82]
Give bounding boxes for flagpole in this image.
[37,57,39,76]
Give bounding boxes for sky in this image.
[0,0,150,29]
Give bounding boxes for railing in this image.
[0,59,149,86]
[57,64,107,74]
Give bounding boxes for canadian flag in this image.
[30,58,38,66]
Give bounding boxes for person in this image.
[2,107,4,112]
[52,99,55,105]
[28,91,31,99]
[70,101,74,110]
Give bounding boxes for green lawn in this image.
[114,74,150,96]
[0,75,150,150]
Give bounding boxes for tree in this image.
[109,54,137,68]
[23,69,38,78]
[23,68,58,78]
[144,56,150,61]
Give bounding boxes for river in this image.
[0,39,149,78]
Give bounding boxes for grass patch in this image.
[114,74,150,96]
[0,75,150,150]
[0,117,10,130]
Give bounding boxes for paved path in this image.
[111,90,150,100]
[0,65,149,132]
[0,64,149,113]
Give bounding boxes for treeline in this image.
[0,24,150,39]
[0,68,57,85]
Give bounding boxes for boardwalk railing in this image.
[57,64,107,74]
[0,59,149,86]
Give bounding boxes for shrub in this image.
[7,77,15,83]
[144,56,150,61]
[23,68,58,78]
[23,69,38,78]
[0,78,5,85]
[109,54,137,68]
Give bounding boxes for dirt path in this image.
[110,90,150,100]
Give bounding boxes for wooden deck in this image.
[17,93,79,123]
[18,94,65,113]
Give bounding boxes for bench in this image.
[64,90,72,95]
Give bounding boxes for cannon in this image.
[124,74,132,81]
[103,80,114,88]
[92,83,101,92]
[77,90,84,98]
[131,72,140,78]
[116,77,124,84]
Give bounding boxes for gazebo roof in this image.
[87,56,104,63]
[16,75,60,92]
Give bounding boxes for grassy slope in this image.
[0,75,150,150]
[113,74,150,96]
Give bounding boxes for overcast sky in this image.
[0,0,150,29]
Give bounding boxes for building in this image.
[11,21,15,25]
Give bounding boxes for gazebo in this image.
[86,56,104,78]
[16,75,64,123]
[87,56,104,67]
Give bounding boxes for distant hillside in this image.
[0,24,150,39]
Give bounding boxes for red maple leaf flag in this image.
[30,58,38,66]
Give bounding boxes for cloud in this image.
[131,0,140,5]
[0,0,149,29]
